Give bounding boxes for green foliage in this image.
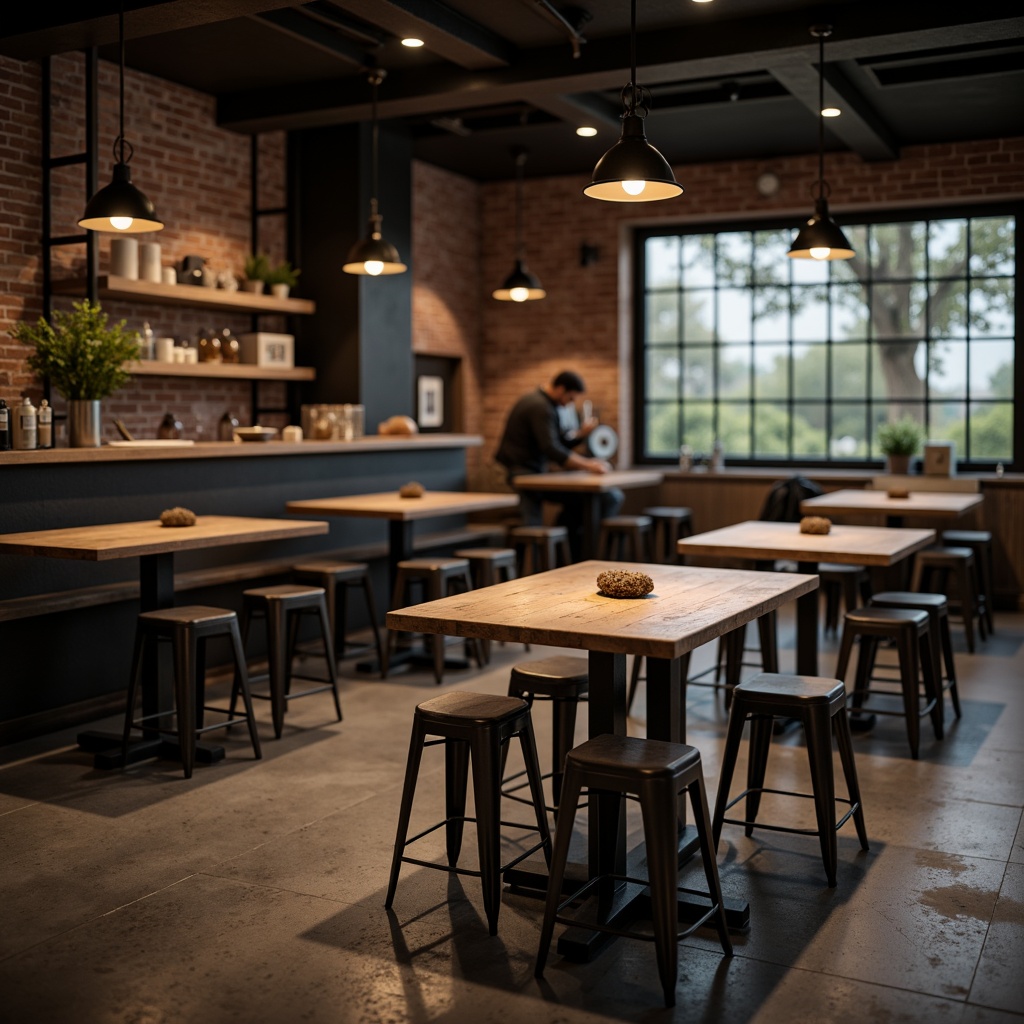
[877,418,923,456]
[265,260,300,288]
[11,300,138,400]
[243,251,271,282]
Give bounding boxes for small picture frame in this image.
[417,375,444,429]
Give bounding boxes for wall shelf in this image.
[127,361,315,382]
[51,275,316,315]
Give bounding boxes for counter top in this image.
[0,434,483,465]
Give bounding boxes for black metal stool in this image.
[292,559,383,667]
[940,529,995,635]
[819,563,872,635]
[509,525,572,575]
[711,673,869,888]
[535,734,732,1008]
[911,545,986,652]
[643,506,693,564]
[502,656,588,815]
[239,584,341,739]
[870,590,962,728]
[598,514,653,561]
[835,606,942,759]
[123,605,262,779]
[385,691,551,936]
[454,547,520,663]
[387,557,479,684]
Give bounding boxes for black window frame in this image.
[632,201,1022,472]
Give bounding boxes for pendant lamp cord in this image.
[817,28,825,200]
[629,0,637,112]
[369,71,381,222]
[115,3,131,166]
[514,150,525,260]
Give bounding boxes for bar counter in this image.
[0,434,488,738]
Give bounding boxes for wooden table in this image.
[285,490,520,594]
[801,488,983,528]
[0,515,329,768]
[678,521,935,675]
[509,469,664,558]
[387,558,817,952]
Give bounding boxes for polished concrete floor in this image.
[1,605,1022,1024]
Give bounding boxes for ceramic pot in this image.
[68,399,102,448]
[241,279,264,294]
[886,454,911,475]
[270,283,290,299]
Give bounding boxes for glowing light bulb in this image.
[364,260,384,276]
[810,246,831,260]
[401,37,424,48]
[576,126,597,137]
[110,216,133,231]
[509,286,529,302]
[821,106,841,118]
[621,179,646,196]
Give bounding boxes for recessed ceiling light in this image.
[821,106,841,118]
[576,126,598,137]
[401,37,424,48]
[691,0,715,4]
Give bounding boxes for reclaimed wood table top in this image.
[510,469,664,492]
[678,520,936,566]
[0,515,328,561]
[386,559,817,661]
[801,488,983,518]
[286,490,519,521]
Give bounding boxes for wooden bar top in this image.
[0,515,328,561]
[286,490,519,521]
[801,488,984,518]
[678,520,935,566]
[387,559,817,660]
[511,469,664,492]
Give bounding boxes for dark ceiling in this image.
[3,0,1023,181]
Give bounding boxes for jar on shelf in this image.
[196,327,221,363]
[157,412,183,439]
[219,327,240,364]
[218,410,239,441]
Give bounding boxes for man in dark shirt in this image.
[495,370,623,559]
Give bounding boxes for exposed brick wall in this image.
[2,47,1021,466]
[475,137,1024,492]
[0,53,288,442]
[411,160,482,479]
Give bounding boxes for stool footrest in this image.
[722,787,860,837]
[553,873,722,945]
[849,691,937,718]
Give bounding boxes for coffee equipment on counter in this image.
[157,412,184,439]
[301,404,365,441]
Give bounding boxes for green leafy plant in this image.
[877,417,924,456]
[11,300,138,399]
[265,260,300,288]
[243,251,271,282]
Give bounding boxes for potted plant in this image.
[265,259,300,299]
[877,417,923,474]
[242,251,270,294]
[11,300,139,447]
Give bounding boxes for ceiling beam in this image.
[217,5,1024,133]
[528,92,621,130]
[323,0,513,70]
[253,9,375,70]
[0,1,286,59]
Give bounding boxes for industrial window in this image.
[634,207,1018,469]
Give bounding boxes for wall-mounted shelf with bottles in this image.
[51,275,316,316]
[127,361,315,382]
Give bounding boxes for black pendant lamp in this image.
[343,70,407,276]
[788,26,854,261]
[493,147,545,302]
[78,5,162,233]
[584,0,681,202]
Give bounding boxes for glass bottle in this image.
[38,399,53,449]
[218,410,239,441]
[157,412,183,439]
[196,327,221,363]
[0,398,9,450]
[219,327,240,364]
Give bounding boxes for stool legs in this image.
[805,705,839,887]
[551,698,578,810]
[445,739,470,867]
[386,717,428,910]
[833,709,869,850]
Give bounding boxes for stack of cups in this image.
[139,242,162,283]
[110,238,139,279]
